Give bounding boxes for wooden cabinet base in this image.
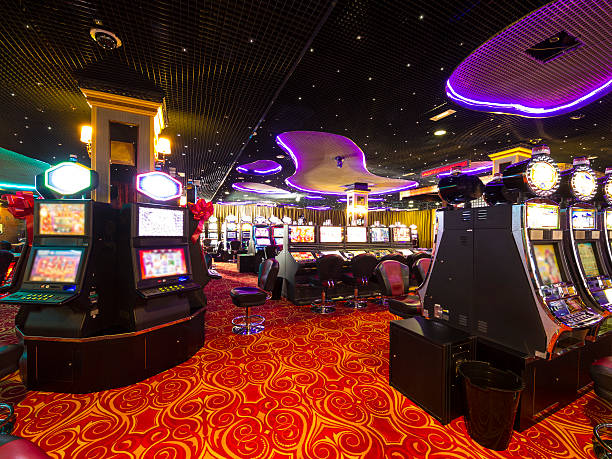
[18,307,205,393]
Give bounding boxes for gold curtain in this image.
[212,205,436,248]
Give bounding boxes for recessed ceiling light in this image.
[276,155,284,159]
[570,114,585,120]
[434,130,447,136]
[224,191,229,195]
[429,109,456,121]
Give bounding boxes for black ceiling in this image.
[0,0,610,208]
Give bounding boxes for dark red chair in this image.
[414,257,432,286]
[230,258,279,335]
[343,253,379,309]
[375,260,422,318]
[590,357,612,457]
[310,254,345,314]
[379,252,406,264]
[0,403,49,458]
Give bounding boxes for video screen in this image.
[138,206,184,237]
[273,227,284,238]
[39,202,86,236]
[571,209,595,230]
[533,244,563,285]
[346,226,367,243]
[370,227,390,243]
[526,203,559,229]
[254,227,269,238]
[275,238,283,245]
[393,227,411,242]
[227,231,237,239]
[577,242,600,277]
[29,249,82,283]
[289,226,315,243]
[256,237,271,246]
[606,210,612,230]
[320,226,343,243]
[139,248,187,280]
[292,252,315,262]
[320,250,343,258]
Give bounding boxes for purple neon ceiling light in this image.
[446,0,612,117]
[437,162,493,177]
[235,160,282,175]
[232,182,292,195]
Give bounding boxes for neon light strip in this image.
[0,182,36,190]
[437,165,493,177]
[446,78,612,117]
[232,183,292,195]
[236,165,282,175]
[276,136,418,196]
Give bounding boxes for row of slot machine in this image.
[277,224,419,304]
[421,148,612,360]
[2,169,207,339]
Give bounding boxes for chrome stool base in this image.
[346,300,367,309]
[232,314,265,335]
[311,299,335,314]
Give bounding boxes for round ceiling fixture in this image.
[434,130,447,136]
[90,28,122,50]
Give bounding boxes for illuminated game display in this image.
[525,153,560,196]
[320,226,343,243]
[526,202,559,229]
[533,244,563,285]
[138,206,184,237]
[346,226,367,243]
[139,248,187,280]
[291,252,315,262]
[320,250,343,257]
[289,226,315,243]
[29,249,82,283]
[273,227,284,238]
[392,227,411,242]
[255,237,271,246]
[370,227,390,243]
[570,166,597,202]
[571,209,595,230]
[254,227,269,238]
[39,202,86,236]
[577,242,600,277]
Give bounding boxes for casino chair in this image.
[374,260,422,318]
[229,258,279,335]
[590,357,612,457]
[0,403,49,458]
[414,257,432,286]
[343,253,379,309]
[379,252,407,264]
[264,245,276,259]
[0,250,14,285]
[310,254,345,314]
[229,240,241,263]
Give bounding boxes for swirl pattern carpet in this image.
[0,262,609,458]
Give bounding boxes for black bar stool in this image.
[310,254,344,314]
[229,240,241,263]
[230,258,279,335]
[344,253,379,309]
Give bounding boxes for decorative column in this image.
[346,182,370,226]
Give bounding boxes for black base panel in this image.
[20,307,205,394]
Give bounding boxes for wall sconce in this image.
[80,125,92,156]
[155,137,171,161]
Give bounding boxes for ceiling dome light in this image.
[434,130,447,136]
[89,28,122,50]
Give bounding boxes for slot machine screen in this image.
[138,248,187,280]
[370,227,390,243]
[320,250,343,258]
[606,210,612,230]
[273,227,284,238]
[571,209,595,230]
[392,227,411,242]
[28,249,82,283]
[526,203,559,229]
[292,252,315,262]
[289,226,315,243]
[227,231,237,239]
[533,244,564,285]
[577,242,600,277]
[346,226,367,243]
[320,226,343,243]
[256,238,271,246]
[138,206,184,237]
[254,227,269,238]
[275,238,283,245]
[2,260,17,286]
[39,202,86,236]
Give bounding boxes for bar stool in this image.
[375,260,422,318]
[229,258,279,335]
[311,254,344,314]
[344,253,379,309]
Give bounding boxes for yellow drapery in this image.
[212,204,435,248]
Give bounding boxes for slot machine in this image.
[598,170,612,273]
[277,224,318,304]
[317,225,344,259]
[272,225,285,249]
[368,225,391,259]
[207,216,219,248]
[223,215,238,249]
[252,224,272,251]
[343,226,368,259]
[116,172,202,331]
[422,148,603,358]
[4,163,116,338]
[560,158,612,333]
[240,216,252,251]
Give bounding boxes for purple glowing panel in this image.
[276,131,418,195]
[446,0,612,117]
[305,195,325,200]
[437,161,493,178]
[305,206,331,210]
[231,182,292,196]
[236,160,282,175]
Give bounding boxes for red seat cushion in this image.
[388,295,422,318]
[0,436,49,458]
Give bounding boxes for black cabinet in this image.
[390,317,475,424]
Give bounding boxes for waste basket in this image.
[458,360,524,450]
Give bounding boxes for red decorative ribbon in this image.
[2,191,35,244]
[188,199,214,244]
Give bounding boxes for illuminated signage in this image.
[525,154,560,197]
[421,160,469,178]
[570,166,597,202]
[44,162,96,196]
[136,171,182,201]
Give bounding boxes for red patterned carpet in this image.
[0,262,609,458]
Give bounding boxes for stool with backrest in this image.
[375,259,422,318]
[311,254,345,314]
[380,252,406,264]
[414,257,432,286]
[343,253,379,309]
[230,258,279,335]
[590,357,612,457]
[229,240,241,262]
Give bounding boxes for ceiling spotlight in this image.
[90,28,122,50]
[224,191,229,195]
[276,155,284,159]
[570,114,585,120]
[434,130,447,136]
[429,109,456,121]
